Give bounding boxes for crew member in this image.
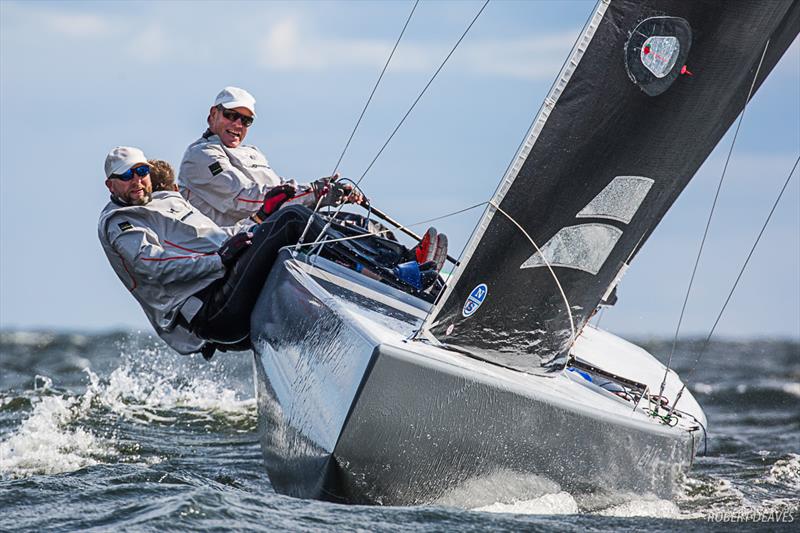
[178,86,347,226]
[100,147,446,359]
[148,159,178,192]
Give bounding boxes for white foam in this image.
[692,382,715,394]
[0,394,113,478]
[438,469,564,509]
[89,362,255,425]
[766,453,800,489]
[0,349,255,480]
[596,498,682,518]
[781,382,800,398]
[478,492,579,515]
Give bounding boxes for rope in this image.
[670,154,799,414]
[659,39,771,399]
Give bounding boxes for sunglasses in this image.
[111,165,150,181]
[219,107,254,127]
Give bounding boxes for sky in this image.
[0,0,798,340]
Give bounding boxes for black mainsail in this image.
[422,0,800,374]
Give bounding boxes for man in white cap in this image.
[178,86,355,227]
[100,147,447,359]
[178,86,446,268]
[99,146,254,357]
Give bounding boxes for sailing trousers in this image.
[190,205,324,347]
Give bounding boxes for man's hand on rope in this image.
[311,173,365,207]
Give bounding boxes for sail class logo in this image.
[462,283,488,318]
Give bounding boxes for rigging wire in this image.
[296,0,419,248]
[393,200,487,227]
[288,200,487,251]
[658,40,771,398]
[353,0,491,187]
[668,154,800,414]
[304,0,491,253]
[330,0,420,178]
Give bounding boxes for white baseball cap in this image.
[213,86,257,117]
[104,146,149,178]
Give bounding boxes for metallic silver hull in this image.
[251,251,701,505]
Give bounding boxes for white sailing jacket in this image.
[97,191,251,354]
[178,131,285,226]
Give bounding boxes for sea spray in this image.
[0,341,255,480]
[0,376,114,479]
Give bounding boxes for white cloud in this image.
[259,17,430,71]
[458,32,576,79]
[258,17,576,80]
[41,12,110,38]
[125,24,168,64]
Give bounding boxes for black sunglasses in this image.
[111,165,150,181]
[219,106,254,127]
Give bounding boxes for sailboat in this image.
[250,0,799,505]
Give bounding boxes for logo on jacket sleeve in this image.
[117,221,133,231]
[208,161,223,176]
[462,283,488,317]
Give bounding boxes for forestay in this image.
[422,0,800,374]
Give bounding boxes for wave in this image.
[0,347,255,480]
[764,453,800,491]
[0,376,115,479]
[690,379,800,408]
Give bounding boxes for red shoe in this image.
[415,228,438,264]
[432,233,448,272]
[414,227,448,272]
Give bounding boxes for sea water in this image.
[1,332,797,531]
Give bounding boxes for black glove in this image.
[217,232,253,267]
[253,183,297,223]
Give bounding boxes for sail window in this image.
[520,224,622,275]
[641,36,680,78]
[576,175,654,224]
[624,16,692,96]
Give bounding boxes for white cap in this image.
[104,146,149,178]
[213,86,256,117]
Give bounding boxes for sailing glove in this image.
[311,177,359,208]
[253,183,297,222]
[217,232,254,267]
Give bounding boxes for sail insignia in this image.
[625,16,692,96]
[462,284,488,318]
[520,223,623,276]
[576,175,654,224]
[522,175,653,275]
